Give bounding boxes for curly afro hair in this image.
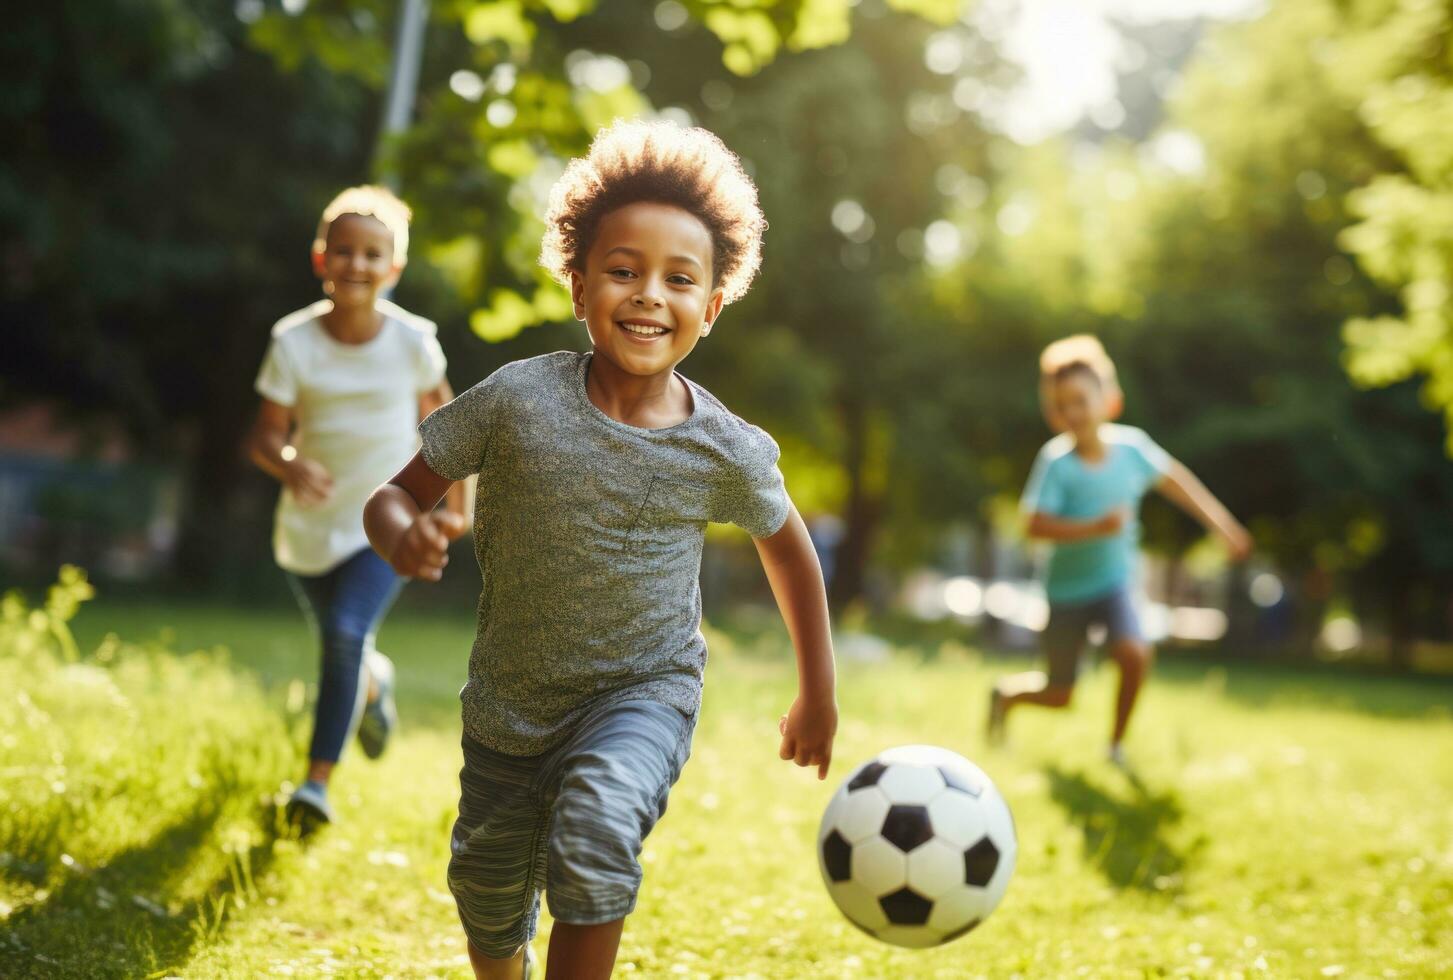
[540,119,766,304]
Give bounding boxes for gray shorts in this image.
[1043,587,1144,688]
[447,698,695,958]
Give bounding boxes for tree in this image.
[1,0,970,592]
[1324,0,1453,453]
[243,0,991,610]
[1081,0,1453,655]
[0,1,376,587]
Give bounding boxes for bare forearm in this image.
[1161,463,1239,536]
[365,484,424,562]
[757,515,836,700]
[247,428,293,483]
[1027,513,1116,542]
[768,556,836,698]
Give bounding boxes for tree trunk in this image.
[1386,585,1416,672]
[827,395,880,615]
[173,308,263,593]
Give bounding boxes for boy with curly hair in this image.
[364,120,838,979]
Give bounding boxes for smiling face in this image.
[571,201,726,378]
[1051,368,1108,439]
[312,213,399,308]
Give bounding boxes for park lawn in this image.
[0,595,1448,978]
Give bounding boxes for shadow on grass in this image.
[1147,655,1453,721]
[1045,766,1199,894]
[0,801,285,980]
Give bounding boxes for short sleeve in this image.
[716,427,791,538]
[1126,427,1172,484]
[1021,447,1067,516]
[418,368,505,481]
[254,337,297,407]
[416,331,447,394]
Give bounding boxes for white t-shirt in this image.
[254,298,447,575]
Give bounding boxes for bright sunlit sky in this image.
[982,0,1264,143]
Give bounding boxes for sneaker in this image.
[285,780,334,833]
[1106,744,1130,770]
[986,686,1007,746]
[357,650,397,759]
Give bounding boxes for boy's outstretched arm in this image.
[365,452,468,581]
[1155,460,1253,559]
[753,502,838,780]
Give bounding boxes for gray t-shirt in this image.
[420,349,791,755]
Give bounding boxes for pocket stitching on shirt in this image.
[623,475,659,541]
[647,477,713,513]
[626,476,712,550]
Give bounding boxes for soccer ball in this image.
[817,745,1016,948]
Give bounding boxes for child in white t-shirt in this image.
[247,185,469,829]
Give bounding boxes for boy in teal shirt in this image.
[988,354,1252,765]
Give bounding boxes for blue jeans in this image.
[286,548,403,763]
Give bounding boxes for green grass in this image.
[3,593,1451,978]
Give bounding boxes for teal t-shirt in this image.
[1020,424,1171,604]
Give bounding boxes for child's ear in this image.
[311,250,327,279]
[570,269,587,321]
[386,263,404,289]
[700,287,726,337]
[1105,386,1124,421]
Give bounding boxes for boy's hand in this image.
[389,511,469,581]
[283,457,334,507]
[1096,506,1130,535]
[1221,524,1253,561]
[778,693,838,780]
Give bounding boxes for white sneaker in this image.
[285,780,334,833]
[357,651,397,759]
[986,686,1008,746]
[1106,744,1129,770]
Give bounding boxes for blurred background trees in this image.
[3,0,1451,664]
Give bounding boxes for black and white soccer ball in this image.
[818,745,1016,948]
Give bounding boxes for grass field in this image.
[2,590,1451,978]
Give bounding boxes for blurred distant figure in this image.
[1038,334,1123,433]
[987,340,1252,768]
[246,186,469,830]
[807,512,845,590]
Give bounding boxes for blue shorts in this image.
[447,698,695,958]
[1043,587,1144,688]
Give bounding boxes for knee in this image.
[546,807,646,924]
[465,936,526,973]
[448,863,536,960]
[550,767,654,868]
[1114,642,1152,677]
[546,765,664,913]
[1044,685,1074,708]
[318,622,368,663]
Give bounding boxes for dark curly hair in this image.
[540,119,766,303]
